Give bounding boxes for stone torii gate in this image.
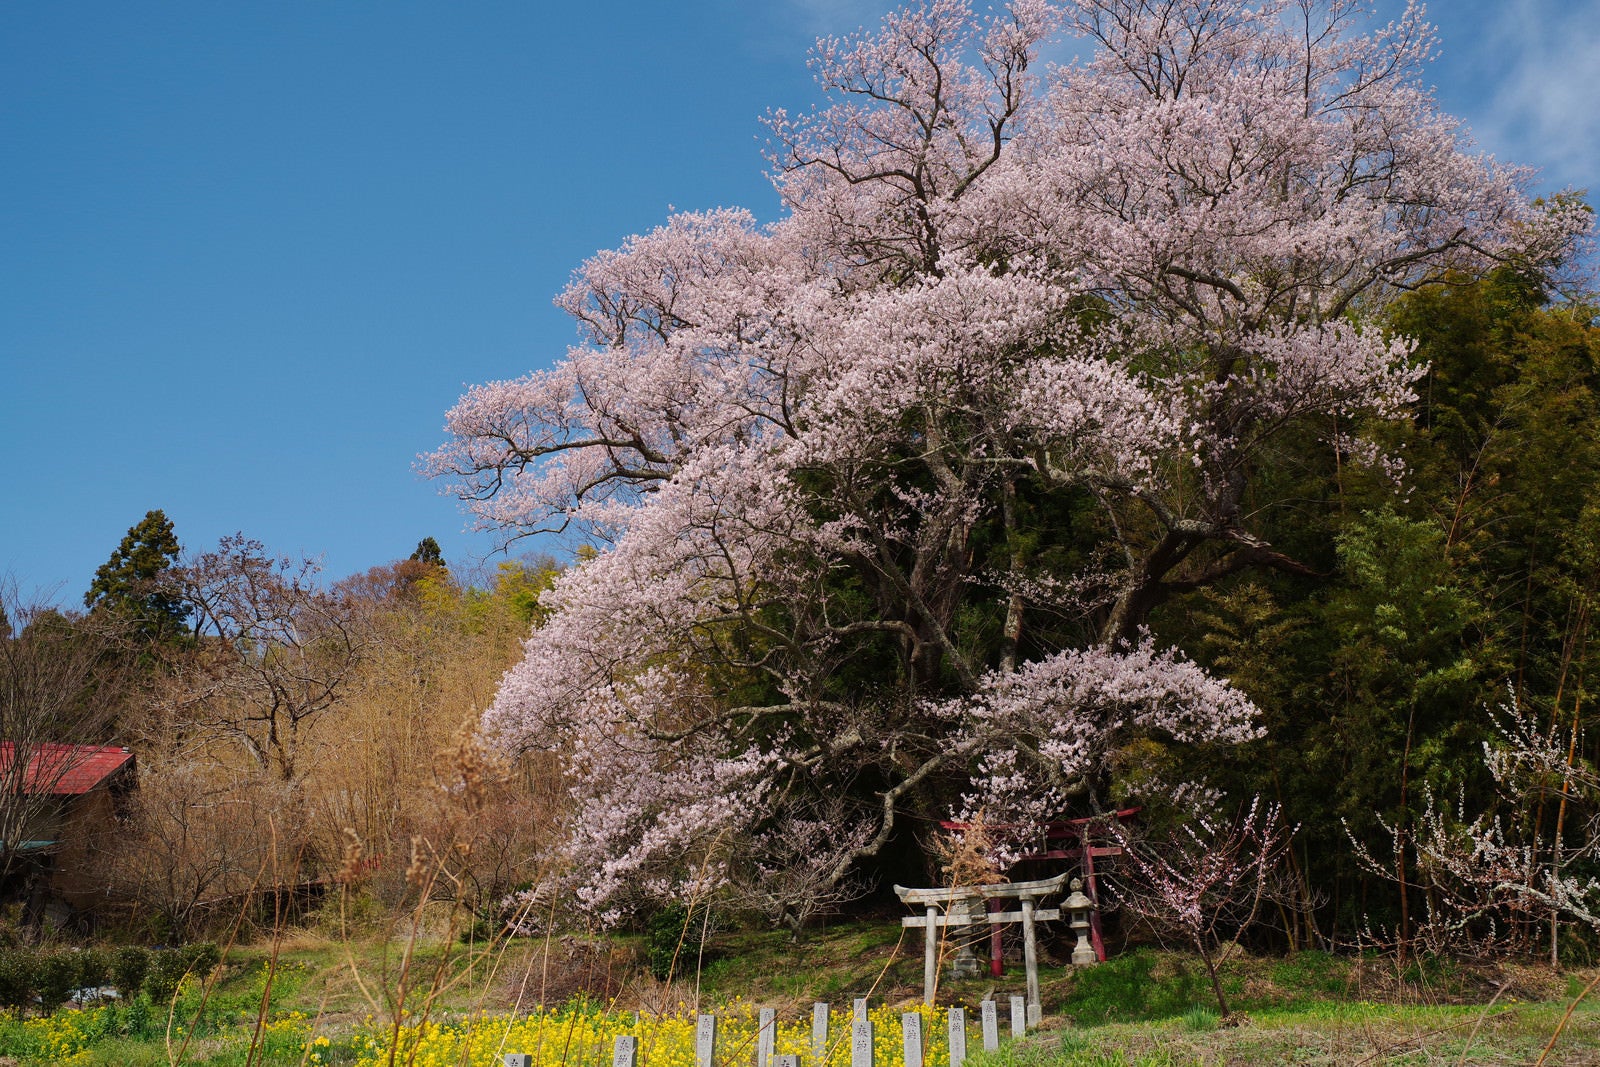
[939,806,1137,968]
[893,872,1069,1019]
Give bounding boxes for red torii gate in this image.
[940,806,1139,969]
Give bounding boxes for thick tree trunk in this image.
[999,477,1026,675]
[1099,529,1197,646]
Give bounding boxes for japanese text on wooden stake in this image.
[696,1014,718,1067]
[759,1007,777,1067]
[851,1019,874,1067]
[901,1012,923,1067]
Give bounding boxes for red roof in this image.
[0,743,134,796]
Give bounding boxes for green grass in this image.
[0,923,1592,1066]
[691,921,915,1004]
[1268,948,1352,998]
[1055,950,1211,1024]
[980,996,1600,1066]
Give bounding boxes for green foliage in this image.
[32,950,78,1013]
[1062,950,1210,1024]
[0,947,34,1016]
[0,946,107,1017]
[1150,266,1600,945]
[141,950,186,1005]
[74,949,111,995]
[185,942,221,979]
[111,946,149,1002]
[491,557,559,627]
[1318,508,1486,825]
[142,943,218,1005]
[83,508,188,641]
[646,902,715,980]
[409,536,446,568]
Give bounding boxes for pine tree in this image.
[409,537,446,569]
[84,509,188,641]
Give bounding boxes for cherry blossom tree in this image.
[429,0,1589,917]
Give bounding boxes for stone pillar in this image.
[1020,896,1040,1025]
[812,1002,830,1065]
[947,1007,967,1067]
[949,896,981,980]
[851,1019,874,1067]
[759,1008,777,1067]
[697,1014,718,1067]
[901,1012,923,1067]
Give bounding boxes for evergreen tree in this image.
[84,509,188,641]
[409,537,446,569]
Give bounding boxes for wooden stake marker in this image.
[948,1008,967,1067]
[980,1001,999,1052]
[851,1019,874,1067]
[696,1014,718,1067]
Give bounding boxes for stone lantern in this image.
[1063,877,1097,966]
[948,892,984,979]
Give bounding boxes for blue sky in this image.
[2,0,1596,602]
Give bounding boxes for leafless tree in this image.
[407,728,562,920]
[158,535,368,781]
[104,759,307,940]
[0,583,135,888]
[1112,797,1296,1019]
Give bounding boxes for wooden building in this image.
[0,743,136,916]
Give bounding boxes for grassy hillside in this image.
[0,923,1594,1065]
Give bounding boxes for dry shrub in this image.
[930,811,1006,889]
[298,565,562,913]
[494,935,641,1010]
[102,759,316,941]
[92,558,565,938]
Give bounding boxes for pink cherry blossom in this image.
[431,0,1588,915]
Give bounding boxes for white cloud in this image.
[1438,0,1600,193]
[781,0,892,36]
